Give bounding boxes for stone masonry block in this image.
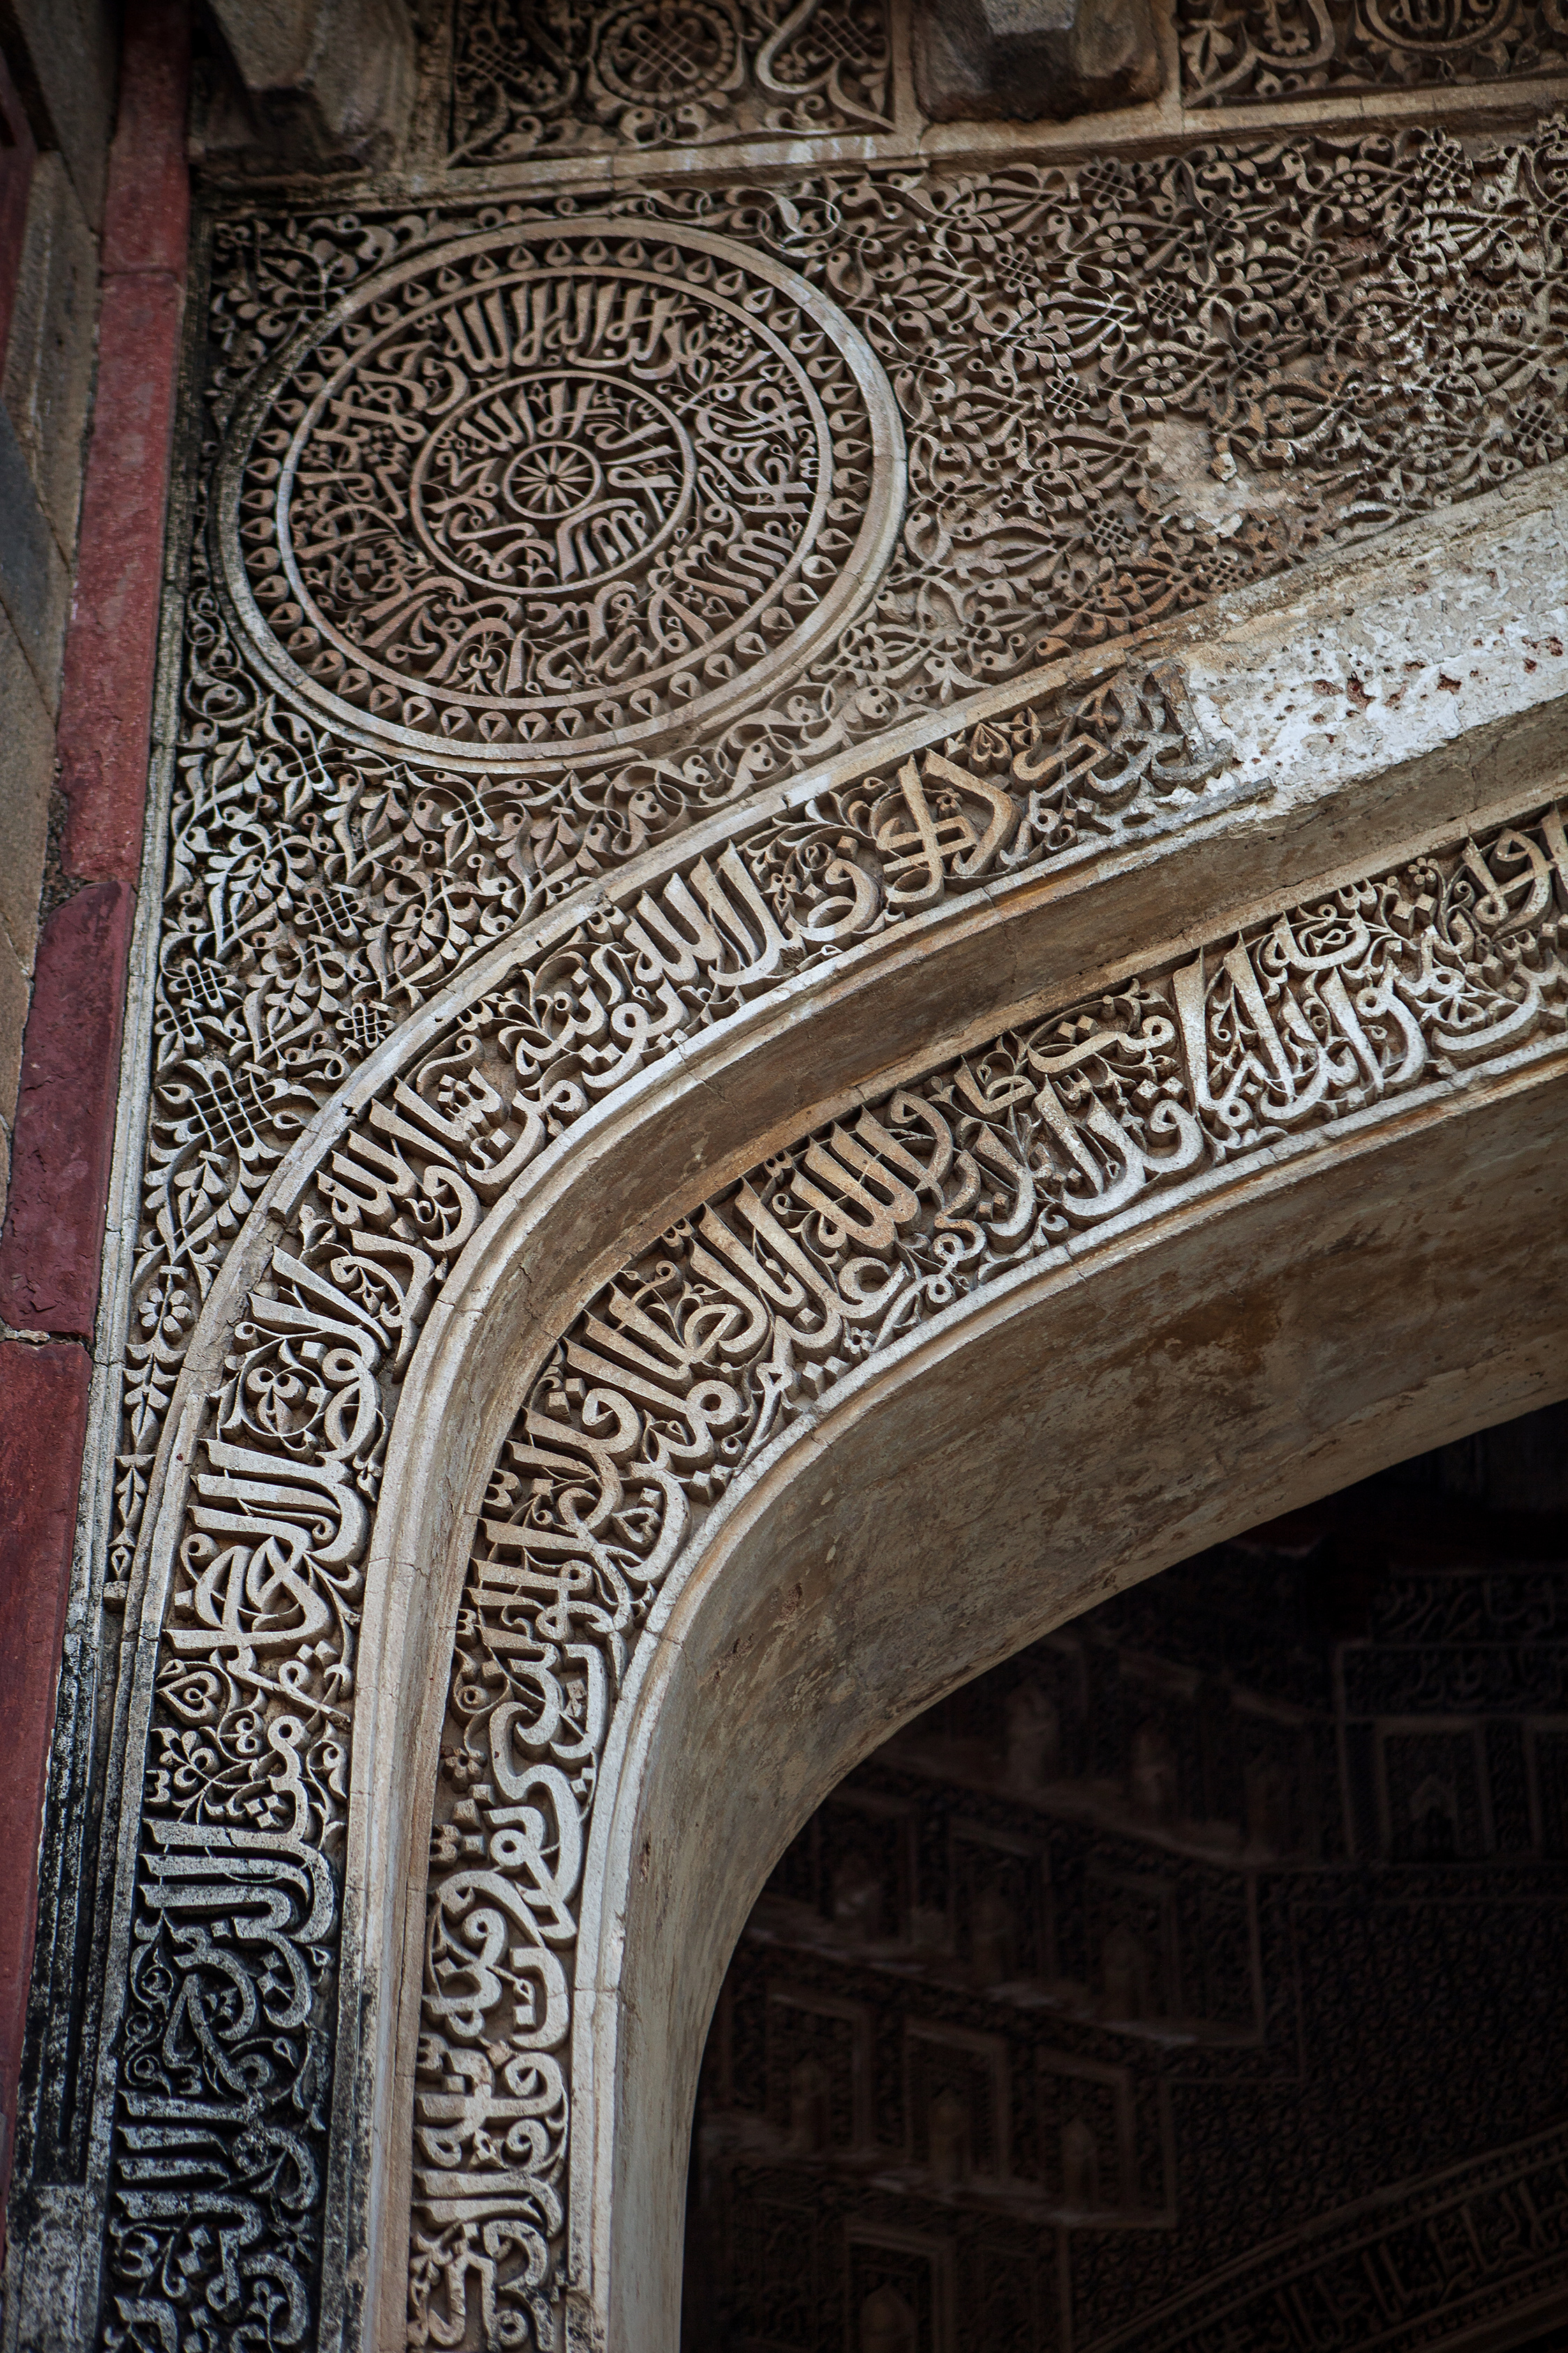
[0,395,69,709]
[0,607,52,980]
[57,270,183,885]
[0,44,38,362]
[0,0,117,227]
[0,880,130,1333]
[0,914,28,1170]
[205,0,415,170]
[915,0,1163,118]
[2,154,98,569]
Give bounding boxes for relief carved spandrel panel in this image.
[115,113,1568,1601]
[80,108,1568,2353]
[97,665,1228,2353]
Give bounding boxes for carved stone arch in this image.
[80,468,1568,2353]
[352,827,1568,2351]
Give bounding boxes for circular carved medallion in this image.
[220,221,901,765]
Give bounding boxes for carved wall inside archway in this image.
[9,12,1568,2350]
[683,1426,1568,2352]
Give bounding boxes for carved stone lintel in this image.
[915,0,1164,119]
[193,0,416,173]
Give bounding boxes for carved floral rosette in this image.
[216,219,903,767]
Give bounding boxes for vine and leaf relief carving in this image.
[102,785,1568,2352]
[406,804,1568,2347]
[443,0,1568,152]
[101,673,1227,2352]
[1179,0,1568,108]
[448,0,894,163]
[207,123,1568,762]
[119,111,1568,1595]
[111,659,1223,1605]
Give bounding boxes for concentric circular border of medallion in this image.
[214,219,905,771]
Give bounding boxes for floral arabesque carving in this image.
[411,804,1568,2348]
[200,121,1568,785]
[448,0,894,164]
[99,670,1230,2352]
[121,112,1568,1569]
[110,656,1223,1595]
[1179,0,1568,108]
[95,110,1568,2338]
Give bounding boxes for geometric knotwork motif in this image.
[1180,0,1568,101]
[449,0,893,165]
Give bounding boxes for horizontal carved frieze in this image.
[449,0,894,163]
[1178,0,1568,105]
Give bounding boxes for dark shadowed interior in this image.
[682,1406,1568,2353]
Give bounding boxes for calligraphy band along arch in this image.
[393,795,1568,2348]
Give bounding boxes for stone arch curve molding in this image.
[87,475,1568,2353]
[383,800,1568,2353]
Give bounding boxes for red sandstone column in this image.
[0,0,188,2223]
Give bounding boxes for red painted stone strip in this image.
[0,880,133,1332]
[0,1343,91,2198]
[57,0,191,887]
[0,0,189,2232]
[98,0,191,281]
[55,267,187,883]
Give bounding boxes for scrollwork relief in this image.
[91,108,1568,2353]
[220,221,899,763]
[448,0,894,163]
[1179,0,1568,108]
[409,803,1568,2347]
[100,670,1229,2351]
[111,658,1225,1595]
